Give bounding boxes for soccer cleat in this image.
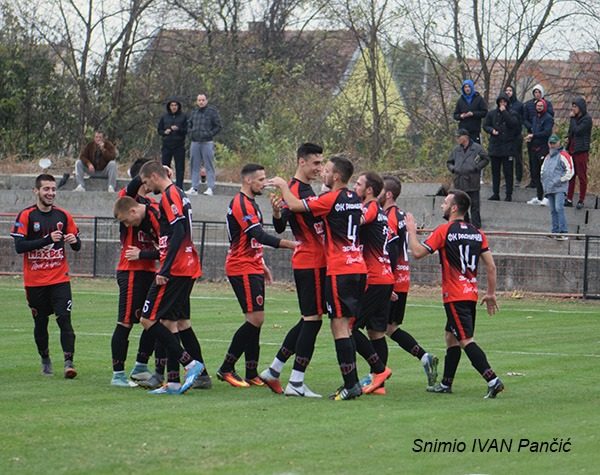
[203,188,214,196]
[216,369,250,388]
[362,366,392,394]
[246,376,265,387]
[41,358,53,376]
[423,354,439,387]
[186,187,198,196]
[427,383,452,394]
[149,384,181,395]
[359,374,372,388]
[179,361,205,394]
[111,372,138,388]
[192,373,213,390]
[137,373,164,390]
[330,383,362,401]
[484,378,505,399]
[372,386,387,396]
[284,382,322,398]
[64,361,77,379]
[129,364,153,382]
[259,368,284,394]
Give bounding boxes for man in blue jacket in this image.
[453,80,488,144]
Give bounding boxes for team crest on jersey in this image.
[56,222,64,231]
[346,191,353,198]
[33,222,41,232]
[256,295,264,306]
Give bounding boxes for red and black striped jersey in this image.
[116,189,160,272]
[423,220,489,303]
[303,188,367,276]
[360,200,394,285]
[276,178,326,269]
[158,184,201,278]
[225,192,266,275]
[11,205,79,287]
[385,205,410,292]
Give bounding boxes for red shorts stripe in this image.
[331,275,343,318]
[123,272,135,325]
[449,302,467,340]
[314,268,323,316]
[243,274,253,313]
[149,285,167,322]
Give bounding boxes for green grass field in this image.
[0,275,598,475]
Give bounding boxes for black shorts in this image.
[388,292,408,325]
[294,268,326,317]
[325,274,366,319]
[25,282,72,318]
[228,274,265,314]
[444,301,477,340]
[142,277,195,322]
[355,284,392,332]
[117,270,155,325]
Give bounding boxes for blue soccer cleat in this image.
[179,361,204,394]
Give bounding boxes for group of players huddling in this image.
[11,143,504,400]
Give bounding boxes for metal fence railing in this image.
[2,213,599,298]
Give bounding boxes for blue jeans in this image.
[547,192,567,233]
[190,141,215,190]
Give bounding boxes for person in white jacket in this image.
[540,135,574,239]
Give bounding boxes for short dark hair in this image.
[360,171,384,197]
[382,175,402,200]
[113,196,138,218]
[241,163,265,178]
[129,158,151,179]
[448,189,471,214]
[35,174,55,189]
[139,160,167,179]
[297,143,323,161]
[329,155,354,184]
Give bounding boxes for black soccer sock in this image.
[276,319,303,362]
[441,345,462,387]
[33,314,50,359]
[167,334,181,384]
[464,342,497,382]
[56,313,76,360]
[371,337,389,367]
[353,330,385,374]
[111,324,131,372]
[244,323,261,379]
[146,322,191,366]
[390,328,426,359]
[292,319,322,373]
[220,321,253,372]
[136,329,155,365]
[154,340,167,376]
[334,337,358,389]
[179,327,205,364]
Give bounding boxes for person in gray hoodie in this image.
[447,128,490,228]
[540,135,574,239]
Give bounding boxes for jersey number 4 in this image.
[459,244,477,274]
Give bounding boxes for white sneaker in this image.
[527,197,541,205]
[284,382,322,398]
[203,188,213,196]
[73,184,85,192]
[186,187,198,196]
[540,197,549,206]
[107,185,115,193]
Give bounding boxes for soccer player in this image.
[136,160,205,394]
[405,190,504,398]
[379,176,438,388]
[352,172,393,395]
[11,174,81,378]
[270,155,367,401]
[217,164,297,388]
[259,143,327,398]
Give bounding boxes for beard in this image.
[443,209,450,221]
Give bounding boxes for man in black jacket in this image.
[504,85,524,186]
[483,93,520,201]
[158,98,188,189]
[523,84,554,188]
[453,79,488,144]
[565,97,593,209]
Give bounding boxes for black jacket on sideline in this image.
[483,93,521,157]
[157,99,188,149]
[567,97,593,154]
[453,84,488,139]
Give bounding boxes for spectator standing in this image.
[158,98,188,189]
[504,84,524,186]
[525,99,554,206]
[565,97,593,209]
[187,93,222,196]
[453,79,488,144]
[523,84,554,188]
